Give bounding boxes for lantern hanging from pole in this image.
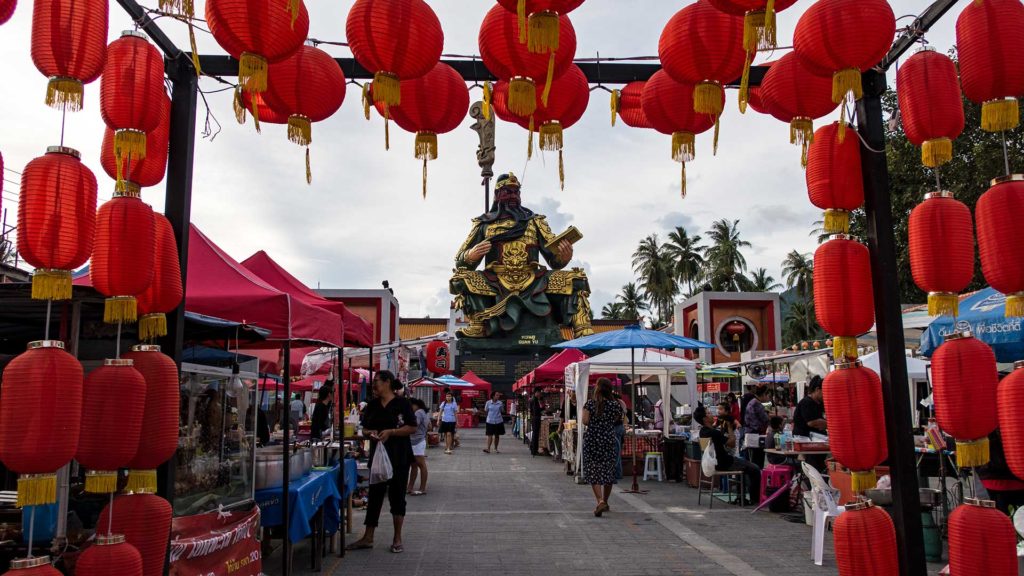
[424,340,451,375]
[907,191,974,317]
[480,3,576,116]
[0,341,82,506]
[611,82,653,129]
[136,215,182,341]
[997,361,1024,480]
[234,88,290,131]
[833,500,899,576]
[30,0,107,110]
[495,0,583,49]
[206,0,309,123]
[948,499,1018,576]
[805,122,863,234]
[931,331,998,468]
[18,146,97,301]
[1,557,61,575]
[895,49,964,167]
[101,94,170,192]
[758,52,839,166]
[97,493,172,576]
[372,63,469,198]
[640,70,718,199]
[0,0,15,25]
[975,175,1024,317]
[956,0,1024,132]
[658,0,745,151]
[122,346,179,493]
[76,535,143,576]
[77,359,146,493]
[813,236,874,361]
[90,192,156,323]
[100,32,166,185]
[824,361,887,492]
[724,321,746,342]
[265,46,346,184]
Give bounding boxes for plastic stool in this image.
[643,452,665,482]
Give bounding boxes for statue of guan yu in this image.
[450,173,594,347]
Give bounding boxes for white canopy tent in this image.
[859,351,930,380]
[565,349,698,480]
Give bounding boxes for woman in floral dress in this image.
[582,378,624,517]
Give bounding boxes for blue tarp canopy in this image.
[920,288,1024,362]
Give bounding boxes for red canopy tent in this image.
[513,349,586,391]
[459,370,493,405]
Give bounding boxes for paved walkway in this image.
[273,428,874,576]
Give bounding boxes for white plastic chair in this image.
[801,462,845,566]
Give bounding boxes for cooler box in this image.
[761,464,795,512]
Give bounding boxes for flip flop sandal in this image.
[482,449,491,453]
[345,541,373,551]
[390,544,404,554]
[411,491,425,496]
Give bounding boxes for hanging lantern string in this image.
[27,508,35,558]
[108,493,114,537]
[115,321,122,360]
[1002,130,1011,177]
[44,300,52,341]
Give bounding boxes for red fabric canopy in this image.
[513,349,586,391]
[241,250,374,348]
[460,370,493,395]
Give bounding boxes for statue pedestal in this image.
[455,316,565,393]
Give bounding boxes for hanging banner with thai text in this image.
[168,507,261,576]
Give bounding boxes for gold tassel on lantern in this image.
[233,86,246,125]
[790,117,814,167]
[362,83,371,120]
[510,77,537,116]
[527,11,560,54]
[922,137,953,167]
[955,437,990,468]
[680,161,687,199]
[928,292,959,317]
[541,54,556,106]
[114,129,148,166]
[17,474,57,507]
[610,89,620,126]
[31,269,72,301]
[45,77,85,112]
[126,469,157,494]
[694,82,724,116]
[981,98,1020,132]
[739,52,753,114]
[672,131,696,163]
[516,0,527,42]
[850,470,877,493]
[832,68,863,104]
[104,296,138,324]
[238,52,268,94]
[823,209,851,234]
[287,115,312,147]
[1007,293,1024,318]
[85,470,118,494]
[527,116,534,160]
[832,336,859,361]
[288,0,300,29]
[416,132,438,199]
[305,148,312,185]
[483,81,492,120]
[138,313,167,341]
[539,122,564,190]
[372,71,401,107]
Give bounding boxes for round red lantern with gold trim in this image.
[101,94,169,191]
[907,191,974,317]
[956,0,1024,132]
[833,500,898,576]
[76,535,142,576]
[98,493,172,576]
[77,359,146,493]
[0,0,15,25]
[0,340,82,506]
[425,340,451,375]
[495,0,583,53]
[724,321,746,342]
[932,332,998,467]
[136,215,182,341]
[976,175,1024,317]
[91,193,156,323]
[18,146,97,301]
[2,557,61,575]
[235,88,289,129]
[30,0,107,110]
[997,361,1024,480]
[612,82,653,129]
[813,236,874,361]
[805,122,863,234]
[949,499,1017,576]
[824,361,887,491]
[896,49,964,167]
[121,346,179,494]
[759,51,839,166]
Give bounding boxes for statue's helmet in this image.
[495,172,521,205]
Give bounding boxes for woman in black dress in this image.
[582,378,624,517]
[347,371,417,553]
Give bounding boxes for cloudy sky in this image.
[0,0,959,319]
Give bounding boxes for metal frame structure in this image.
[110,0,966,573]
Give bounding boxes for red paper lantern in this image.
[793,0,895,107]
[100,32,166,178]
[495,0,583,52]
[101,94,169,191]
[932,332,998,467]
[956,0,1024,132]
[346,0,443,110]
[659,0,744,136]
[1,557,61,575]
[97,494,172,576]
[30,0,107,110]
[908,192,974,317]
[0,0,15,25]
[833,500,898,576]
[264,45,347,184]
[76,535,143,576]
[895,49,964,167]
[425,340,451,375]
[824,361,887,491]
[90,194,156,323]
[121,346,179,494]
[235,88,289,129]
[976,176,1024,317]
[805,122,864,234]
[759,51,839,165]
[77,359,146,493]
[206,0,309,114]
[136,215,182,341]
[18,146,97,300]
[949,499,1017,576]
[0,341,82,506]
[640,70,719,199]
[997,361,1024,479]
[479,3,576,117]
[612,82,653,129]
[724,321,746,342]
[813,236,874,361]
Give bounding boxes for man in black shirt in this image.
[310,385,334,440]
[530,389,544,456]
[793,377,827,437]
[696,405,761,505]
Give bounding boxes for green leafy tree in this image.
[632,234,677,325]
[617,282,648,323]
[783,299,821,345]
[749,268,782,292]
[664,226,706,297]
[600,302,625,320]
[703,219,752,292]
[782,250,815,338]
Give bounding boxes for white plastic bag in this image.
[369,445,393,485]
[701,442,718,477]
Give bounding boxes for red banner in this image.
[169,507,262,576]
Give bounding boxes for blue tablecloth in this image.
[256,465,342,543]
[341,458,357,500]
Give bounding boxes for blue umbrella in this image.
[554,324,713,493]
[920,288,1024,362]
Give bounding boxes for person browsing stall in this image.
[697,405,761,505]
[484,392,506,454]
[310,386,333,440]
[437,391,459,455]
[407,398,430,496]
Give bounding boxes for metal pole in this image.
[282,340,292,576]
[856,69,927,576]
[336,346,346,558]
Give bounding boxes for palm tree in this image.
[664,226,705,296]
[784,300,816,343]
[600,302,624,320]
[749,268,782,292]
[782,250,815,337]
[632,234,677,324]
[617,282,648,323]
[0,237,16,266]
[703,219,751,291]
[808,220,831,245]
